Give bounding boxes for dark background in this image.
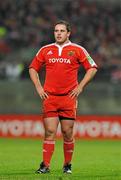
[0,0,121,114]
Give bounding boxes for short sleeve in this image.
[78,47,98,71]
[29,48,45,72]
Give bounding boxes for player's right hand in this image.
[36,86,49,99]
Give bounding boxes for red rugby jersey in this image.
[29,41,97,95]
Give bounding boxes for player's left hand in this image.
[69,85,83,98]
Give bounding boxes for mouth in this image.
[57,37,62,40]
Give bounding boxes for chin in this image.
[56,40,64,44]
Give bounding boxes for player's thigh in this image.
[43,117,59,132]
[60,119,74,132]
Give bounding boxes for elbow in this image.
[29,68,37,78]
[87,67,98,78]
[29,67,36,74]
[88,67,98,73]
[92,68,98,76]
[94,67,98,73]
[29,68,33,76]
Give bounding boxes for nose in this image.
[57,31,61,35]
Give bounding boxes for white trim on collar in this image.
[54,41,72,56]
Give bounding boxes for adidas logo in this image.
[47,50,53,55]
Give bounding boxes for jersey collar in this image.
[54,41,72,48]
[54,41,72,56]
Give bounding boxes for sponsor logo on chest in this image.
[49,58,71,64]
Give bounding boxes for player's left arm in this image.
[70,47,98,98]
[69,67,97,98]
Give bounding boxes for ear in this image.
[67,32,71,38]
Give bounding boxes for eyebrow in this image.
[54,29,66,31]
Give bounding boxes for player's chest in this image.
[44,48,78,66]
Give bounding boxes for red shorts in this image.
[42,95,77,120]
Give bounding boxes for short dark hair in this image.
[54,20,71,32]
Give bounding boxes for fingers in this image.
[40,92,49,99]
[69,87,83,98]
[44,92,49,99]
[36,86,49,99]
[69,90,78,98]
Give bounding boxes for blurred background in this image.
[0,0,121,115]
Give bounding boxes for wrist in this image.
[78,84,84,90]
[35,83,42,89]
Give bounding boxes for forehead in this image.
[54,24,67,30]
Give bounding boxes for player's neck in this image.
[55,40,70,47]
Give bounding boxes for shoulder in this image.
[70,43,89,56]
[36,43,55,55]
[71,43,86,51]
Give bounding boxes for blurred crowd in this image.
[0,0,121,82]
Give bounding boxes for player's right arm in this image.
[29,48,48,99]
[29,68,48,99]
